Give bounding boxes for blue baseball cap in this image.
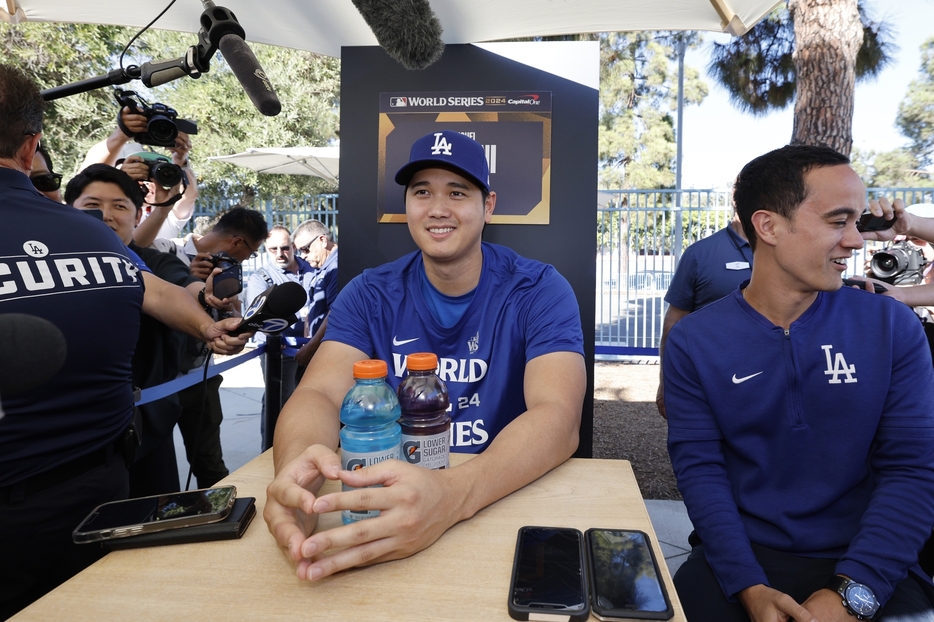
[394,130,491,192]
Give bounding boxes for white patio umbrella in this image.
[2,0,781,56]
[208,147,339,186]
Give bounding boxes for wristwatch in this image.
[824,575,880,620]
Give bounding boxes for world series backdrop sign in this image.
[378,91,552,224]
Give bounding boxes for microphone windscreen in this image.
[264,281,308,316]
[352,0,445,70]
[218,34,282,116]
[0,313,67,395]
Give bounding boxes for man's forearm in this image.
[133,206,172,247]
[272,341,364,474]
[886,282,934,307]
[141,271,214,340]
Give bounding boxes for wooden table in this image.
[14,452,685,621]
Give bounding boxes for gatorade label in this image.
[340,446,399,522]
[400,431,449,470]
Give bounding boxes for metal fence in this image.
[185,187,934,356]
[596,187,934,356]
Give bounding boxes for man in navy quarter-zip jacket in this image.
[665,144,934,622]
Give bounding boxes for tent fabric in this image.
[208,147,339,185]
[2,0,782,56]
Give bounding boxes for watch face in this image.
[845,582,880,616]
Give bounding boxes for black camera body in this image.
[209,252,243,300]
[115,90,198,148]
[869,241,928,286]
[130,152,184,189]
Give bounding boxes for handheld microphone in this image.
[230,282,307,336]
[0,313,68,395]
[217,33,281,116]
[351,0,445,70]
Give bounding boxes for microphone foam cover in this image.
[218,34,282,116]
[265,281,308,316]
[352,0,445,70]
[0,313,67,395]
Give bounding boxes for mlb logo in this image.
[390,97,408,107]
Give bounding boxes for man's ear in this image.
[484,191,496,223]
[18,132,42,174]
[751,210,779,248]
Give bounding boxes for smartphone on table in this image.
[73,486,237,543]
[585,528,673,621]
[508,526,590,622]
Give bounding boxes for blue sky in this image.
[679,0,934,189]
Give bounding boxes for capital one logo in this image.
[430,132,452,156]
[822,344,857,384]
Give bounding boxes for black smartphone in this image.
[856,212,896,233]
[585,529,673,621]
[508,526,590,622]
[73,486,237,543]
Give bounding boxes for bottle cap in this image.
[405,352,438,371]
[353,359,388,379]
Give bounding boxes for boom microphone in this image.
[0,313,68,395]
[230,282,307,336]
[217,33,281,116]
[351,0,445,70]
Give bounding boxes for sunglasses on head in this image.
[31,172,63,192]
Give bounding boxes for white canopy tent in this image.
[2,0,782,55]
[208,147,339,185]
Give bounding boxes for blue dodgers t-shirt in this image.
[326,242,584,453]
[0,167,145,486]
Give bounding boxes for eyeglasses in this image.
[296,243,312,256]
[235,236,261,260]
[31,172,63,192]
[266,246,293,253]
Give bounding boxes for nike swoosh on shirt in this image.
[732,372,764,384]
[393,336,419,346]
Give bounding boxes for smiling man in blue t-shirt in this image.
[265,130,586,582]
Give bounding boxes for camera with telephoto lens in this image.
[209,252,243,300]
[130,151,184,190]
[114,89,198,148]
[869,241,928,286]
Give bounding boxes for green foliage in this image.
[2,22,340,203]
[596,32,707,189]
[708,1,896,115]
[897,38,934,166]
[853,147,934,188]
[0,22,130,177]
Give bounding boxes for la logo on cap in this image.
[430,132,453,156]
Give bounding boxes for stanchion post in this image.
[262,333,283,451]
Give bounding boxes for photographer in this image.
[857,198,934,307]
[81,105,198,245]
[153,208,268,487]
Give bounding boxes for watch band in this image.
[824,574,848,595]
[823,575,879,621]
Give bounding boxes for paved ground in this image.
[171,354,694,575]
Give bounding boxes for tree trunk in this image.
[788,0,863,156]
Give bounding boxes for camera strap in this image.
[116,107,136,139]
[146,191,184,208]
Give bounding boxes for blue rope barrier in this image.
[136,345,266,406]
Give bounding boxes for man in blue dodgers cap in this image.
[264,130,586,581]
